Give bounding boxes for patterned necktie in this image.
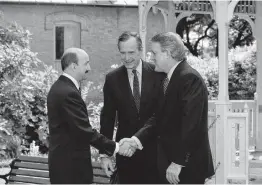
[79,86,81,95]
[163,76,169,95]
[132,69,140,112]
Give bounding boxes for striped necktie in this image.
[132,69,140,112]
[163,76,169,95]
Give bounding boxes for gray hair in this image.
[151,32,186,61]
[118,31,143,51]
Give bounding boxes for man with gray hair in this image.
[47,48,133,184]
[99,31,164,183]
[122,32,215,184]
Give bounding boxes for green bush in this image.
[0,18,58,156]
[188,43,256,100]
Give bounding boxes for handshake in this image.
[100,137,141,177]
[118,137,139,157]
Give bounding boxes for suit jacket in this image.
[100,61,164,183]
[47,75,116,184]
[135,60,215,182]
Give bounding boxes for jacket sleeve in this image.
[134,72,164,147]
[62,91,116,156]
[99,75,117,154]
[171,73,207,166]
[134,115,157,146]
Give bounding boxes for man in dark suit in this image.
[122,32,215,184]
[47,48,131,184]
[99,31,164,184]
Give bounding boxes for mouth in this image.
[125,61,133,64]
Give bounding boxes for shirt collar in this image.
[127,59,142,76]
[167,62,180,80]
[62,72,80,90]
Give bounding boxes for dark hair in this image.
[61,52,78,71]
[151,32,186,61]
[118,31,143,51]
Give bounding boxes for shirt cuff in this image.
[172,162,185,168]
[99,154,109,158]
[131,136,143,150]
[113,142,119,155]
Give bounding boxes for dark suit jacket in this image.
[100,61,164,183]
[135,60,215,183]
[47,75,116,184]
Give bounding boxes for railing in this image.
[234,0,256,15]
[208,104,249,183]
[171,0,256,16]
[227,109,249,183]
[208,100,256,150]
[172,0,213,13]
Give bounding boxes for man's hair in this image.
[61,52,78,71]
[118,31,143,51]
[151,32,186,61]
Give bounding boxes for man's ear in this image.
[164,49,171,59]
[71,63,76,69]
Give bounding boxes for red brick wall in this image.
[0,3,164,101]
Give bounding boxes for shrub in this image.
[0,17,58,156]
[188,43,256,100]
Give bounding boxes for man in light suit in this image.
[47,48,132,184]
[122,32,215,184]
[99,31,164,183]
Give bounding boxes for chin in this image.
[124,65,134,69]
[154,68,162,72]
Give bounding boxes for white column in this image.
[167,1,177,32]
[159,8,168,31]
[215,1,231,184]
[139,1,147,60]
[255,1,262,151]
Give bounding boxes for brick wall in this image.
[0,3,164,101]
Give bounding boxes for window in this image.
[55,26,64,60]
[54,21,81,60]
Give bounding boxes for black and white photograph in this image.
[0,0,262,184]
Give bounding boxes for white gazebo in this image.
[138,0,262,183]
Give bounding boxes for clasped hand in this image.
[118,138,137,157]
[101,138,138,177]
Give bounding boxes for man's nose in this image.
[124,53,130,60]
[87,64,91,71]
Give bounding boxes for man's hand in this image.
[166,162,182,184]
[118,138,137,157]
[100,157,115,177]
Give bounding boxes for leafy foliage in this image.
[188,43,256,100]
[177,14,255,57]
[0,18,58,156]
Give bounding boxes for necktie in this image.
[132,69,140,112]
[163,76,169,95]
[79,86,81,95]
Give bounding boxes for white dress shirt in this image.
[100,60,143,158]
[62,72,80,90]
[127,60,142,94]
[133,61,181,150]
[62,73,119,155]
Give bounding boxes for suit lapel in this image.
[59,75,87,110]
[159,60,187,111]
[118,66,138,113]
[140,62,154,115]
[59,75,80,93]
